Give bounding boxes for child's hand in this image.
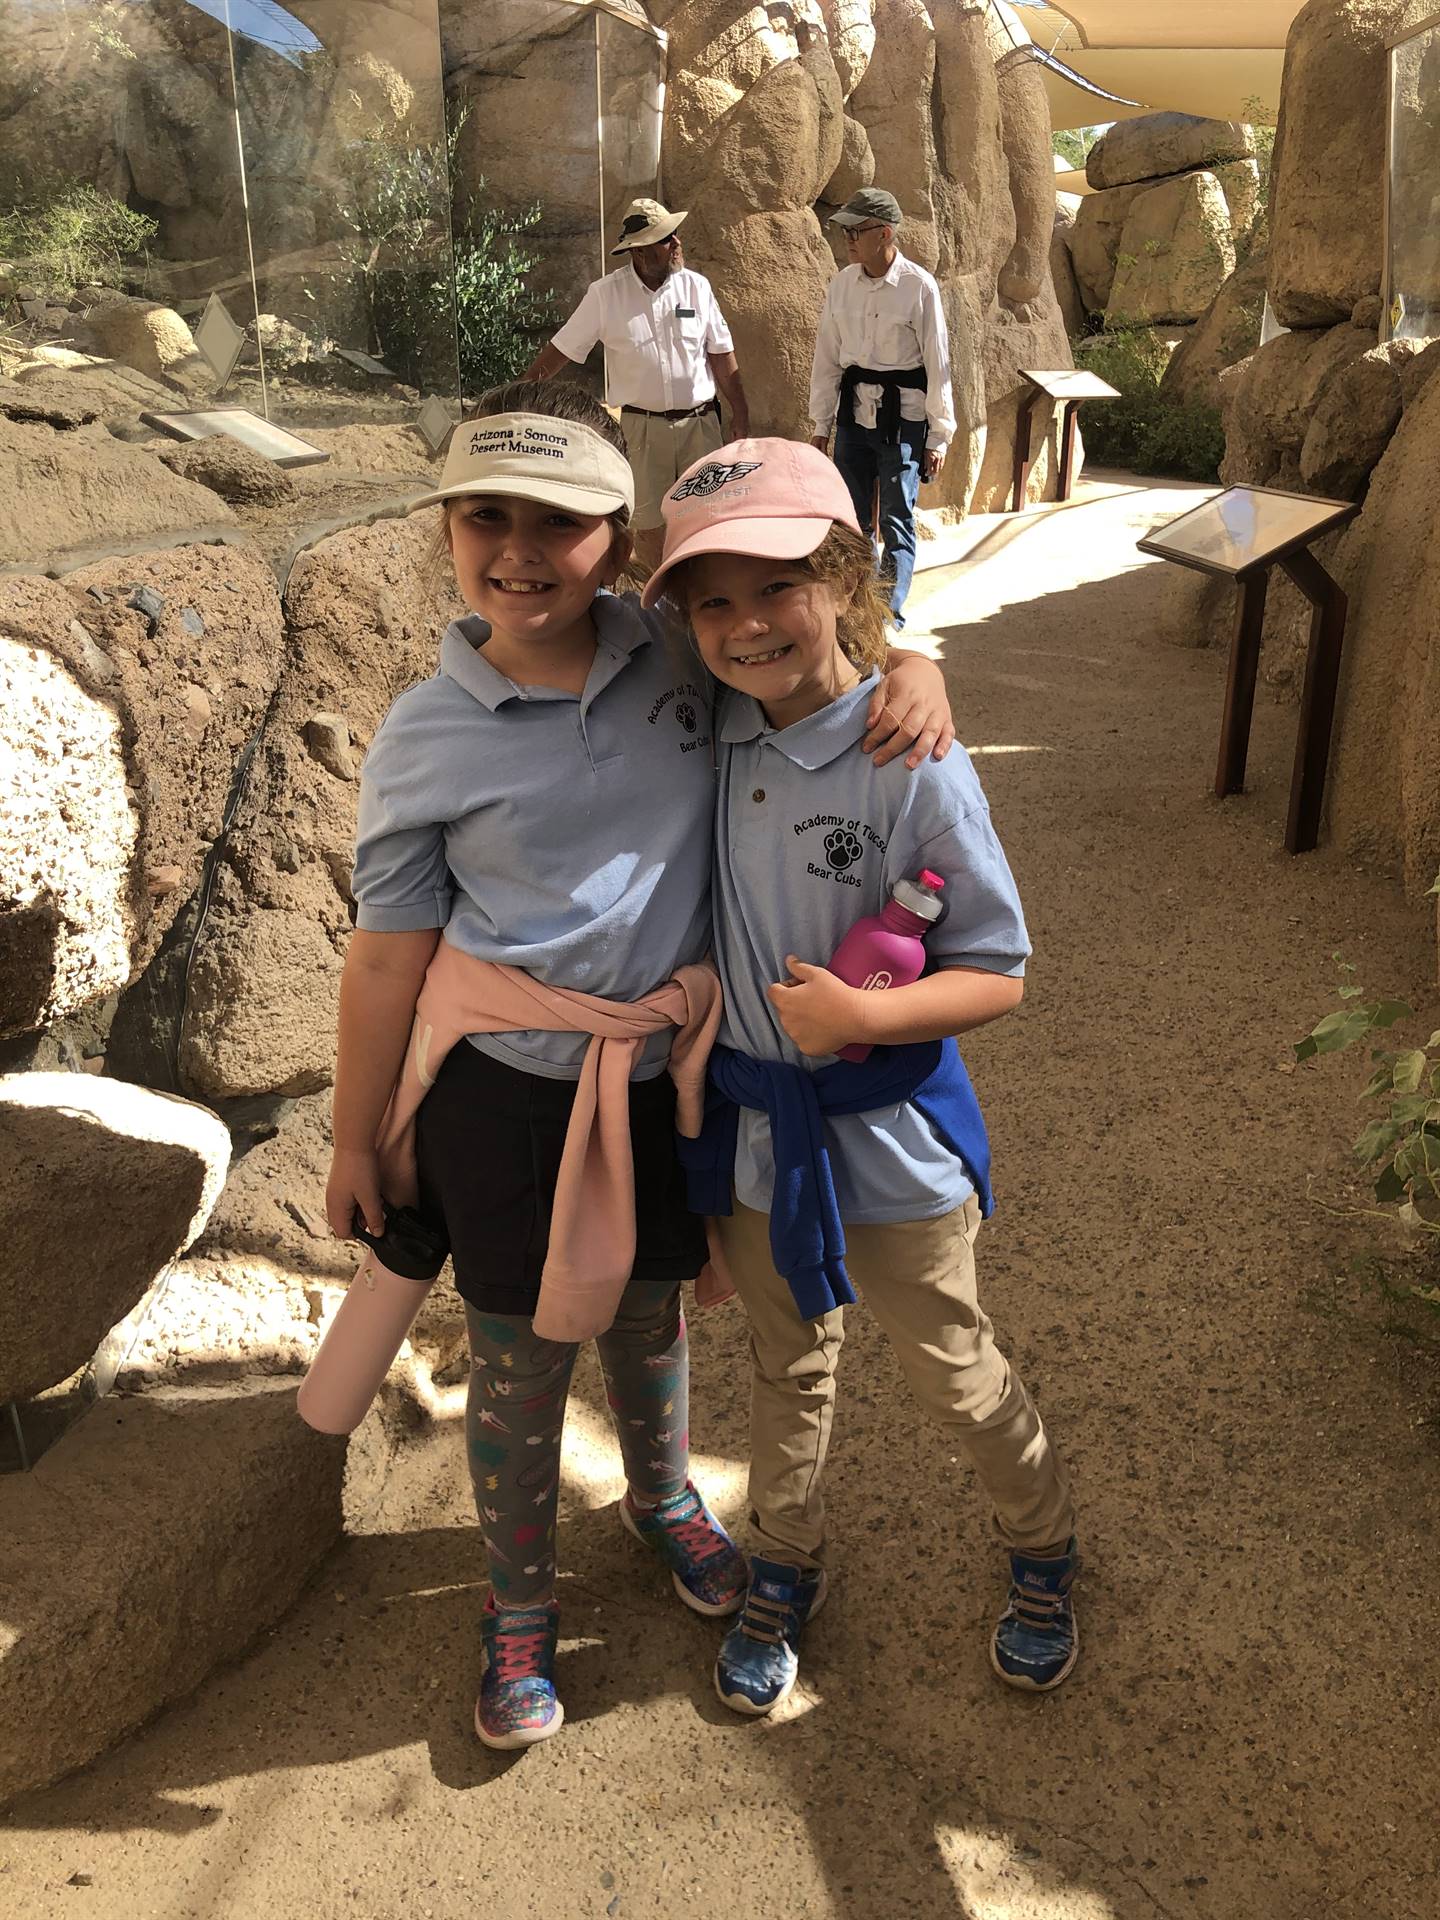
[768,957,865,1057]
[864,655,956,769]
[326,1147,384,1240]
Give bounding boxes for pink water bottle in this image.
[826,869,945,1063]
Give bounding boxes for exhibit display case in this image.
[1384,13,1440,343]
[0,1,461,443]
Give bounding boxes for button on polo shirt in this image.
[353,594,715,1079]
[712,672,1030,1222]
[551,264,733,412]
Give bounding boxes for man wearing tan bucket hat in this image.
[524,198,750,570]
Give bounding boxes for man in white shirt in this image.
[525,198,750,570]
[809,188,956,629]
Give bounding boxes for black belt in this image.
[620,399,720,422]
[838,363,927,444]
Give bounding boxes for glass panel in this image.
[446,0,602,397]
[597,4,663,265]
[237,0,459,427]
[0,2,459,441]
[1386,19,1440,344]
[0,3,261,419]
[1141,487,1354,576]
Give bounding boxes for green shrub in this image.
[0,181,157,291]
[332,108,555,397]
[1072,325,1226,481]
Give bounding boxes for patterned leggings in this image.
[464,1278,689,1608]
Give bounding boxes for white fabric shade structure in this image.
[1009,1,1304,134]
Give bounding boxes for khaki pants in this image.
[716,1197,1075,1568]
[623,404,724,534]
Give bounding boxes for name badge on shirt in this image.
[676,307,697,319]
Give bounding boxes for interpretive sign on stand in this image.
[1138,485,1359,854]
[1010,369,1120,512]
[140,407,331,469]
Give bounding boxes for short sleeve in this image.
[701,279,733,354]
[892,758,1030,977]
[350,698,454,932]
[552,279,605,364]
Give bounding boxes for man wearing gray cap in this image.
[525,198,750,570]
[809,188,956,629]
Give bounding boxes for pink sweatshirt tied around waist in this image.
[373,937,730,1342]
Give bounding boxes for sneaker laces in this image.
[1008,1571,1073,1634]
[653,1487,728,1566]
[491,1613,551,1683]
[737,1589,791,1646]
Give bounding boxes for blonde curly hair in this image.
[663,522,889,672]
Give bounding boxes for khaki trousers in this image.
[623,404,724,533]
[716,1198,1075,1568]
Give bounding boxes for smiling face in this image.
[447,494,627,663]
[683,550,861,728]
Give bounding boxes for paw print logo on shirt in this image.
[674,701,697,734]
[824,828,863,871]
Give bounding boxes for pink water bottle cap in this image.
[918,869,945,890]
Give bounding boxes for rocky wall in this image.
[1197,0,1440,942]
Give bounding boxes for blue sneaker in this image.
[990,1539,1080,1691]
[475,1597,563,1750]
[714,1556,827,1716]
[620,1481,748,1617]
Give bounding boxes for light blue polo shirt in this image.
[713,670,1030,1222]
[352,593,715,1080]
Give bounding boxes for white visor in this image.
[409,412,634,518]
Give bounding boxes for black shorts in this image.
[412,1040,708,1317]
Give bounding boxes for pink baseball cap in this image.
[641,436,862,608]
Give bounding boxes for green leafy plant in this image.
[0,181,157,291]
[1296,921,1440,1264]
[331,107,555,396]
[1071,325,1225,481]
[1053,126,1102,170]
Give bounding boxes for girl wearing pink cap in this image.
[647,437,1079,1716]
[321,384,957,1751]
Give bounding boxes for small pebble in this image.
[600,1871,615,1890]
[180,606,205,637]
[126,585,165,624]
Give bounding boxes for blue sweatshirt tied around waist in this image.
[678,1038,993,1321]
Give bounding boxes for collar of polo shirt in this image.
[719,671,880,767]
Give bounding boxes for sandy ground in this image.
[4,474,1439,1920]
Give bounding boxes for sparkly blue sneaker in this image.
[714,1556,827,1717]
[990,1539,1080,1691]
[475,1597,563,1750]
[620,1481,749,1617]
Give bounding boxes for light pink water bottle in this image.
[826,868,945,1063]
[297,1252,437,1435]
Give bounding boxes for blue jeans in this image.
[832,415,926,624]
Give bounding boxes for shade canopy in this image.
[1012,1,1303,129]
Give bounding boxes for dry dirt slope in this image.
[3,478,1437,1920]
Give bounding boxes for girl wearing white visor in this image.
[323,381,956,1750]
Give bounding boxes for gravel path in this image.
[5,475,1437,1920]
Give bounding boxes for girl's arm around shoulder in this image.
[863,648,956,769]
[326,927,440,1238]
[768,956,1021,1058]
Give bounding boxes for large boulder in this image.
[1299,345,1406,496]
[0,416,236,566]
[0,1073,230,1403]
[0,599,137,1040]
[0,1379,344,1805]
[1322,370,1440,890]
[178,511,461,1100]
[1212,158,1262,239]
[80,299,204,385]
[1085,112,1254,191]
[1069,181,1149,314]
[1161,220,1269,410]
[1220,322,1377,484]
[156,434,297,506]
[0,548,285,1040]
[1268,0,1437,327]
[1106,171,1237,328]
[1050,204,1086,339]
